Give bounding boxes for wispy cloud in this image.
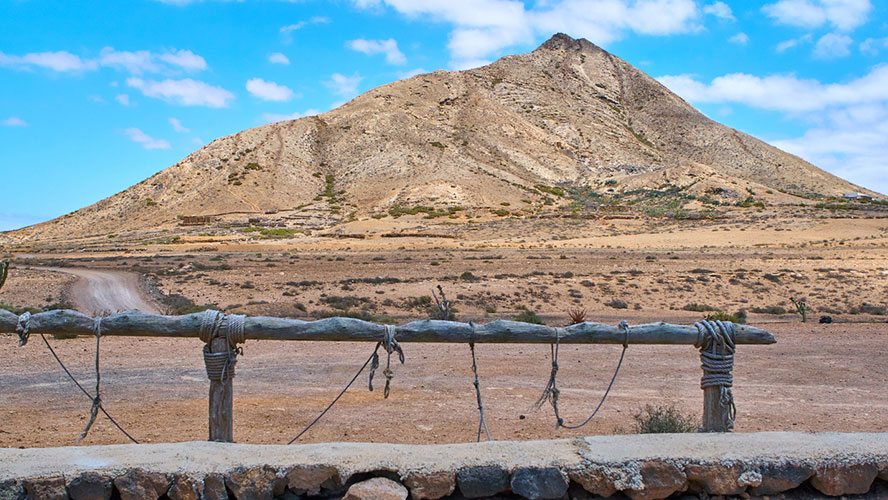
[813,32,853,59]
[124,127,171,149]
[280,16,330,41]
[347,38,406,65]
[324,73,363,99]
[169,117,190,133]
[703,1,734,21]
[127,77,235,107]
[246,78,295,101]
[729,32,749,45]
[776,34,813,52]
[268,52,290,65]
[0,47,208,75]
[115,94,131,106]
[2,117,27,127]
[0,51,97,72]
[762,0,872,31]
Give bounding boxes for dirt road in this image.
[34,267,161,316]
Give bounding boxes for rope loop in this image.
[200,311,246,382]
[619,320,630,348]
[381,324,404,398]
[694,320,737,430]
[199,309,222,343]
[16,311,31,347]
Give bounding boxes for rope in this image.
[536,321,630,430]
[379,325,404,398]
[695,320,736,430]
[16,311,31,346]
[34,326,138,443]
[78,318,103,443]
[468,322,492,442]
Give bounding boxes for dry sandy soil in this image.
[1,215,887,448]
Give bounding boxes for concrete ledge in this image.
[1,432,886,499]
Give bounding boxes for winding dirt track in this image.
[34,267,161,316]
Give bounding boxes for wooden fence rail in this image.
[1,308,776,442]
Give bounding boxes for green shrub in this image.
[633,404,698,433]
[514,309,544,325]
[751,305,787,315]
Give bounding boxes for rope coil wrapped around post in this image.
[200,310,245,382]
[694,320,737,431]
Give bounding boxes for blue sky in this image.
[1,0,886,231]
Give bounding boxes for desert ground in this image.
[0,211,886,448]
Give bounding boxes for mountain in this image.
[4,33,876,245]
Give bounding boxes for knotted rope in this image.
[21,314,138,443]
[469,321,492,442]
[200,310,245,382]
[375,325,404,398]
[16,311,31,346]
[536,321,630,429]
[78,317,103,443]
[694,320,736,430]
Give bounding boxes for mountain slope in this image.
[5,33,875,244]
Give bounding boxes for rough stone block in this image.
[685,463,746,495]
[342,477,408,500]
[202,474,228,500]
[68,472,113,500]
[625,461,687,500]
[285,464,342,495]
[113,469,171,500]
[167,476,199,500]
[456,465,511,498]
[749,463,814,495]
[510,467,568,500]
[404,471,455,499]
[225,466,278,500]
[22,477,67,500]
[0,480,25,500]
[809,462,878,496]
[568,467,618,497]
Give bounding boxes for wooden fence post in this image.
[207,335,234,442]
[701,337,732,432]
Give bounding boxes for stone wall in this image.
[1,432,886,500]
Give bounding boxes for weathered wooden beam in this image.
[0,309,776,345]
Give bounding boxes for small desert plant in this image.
[605,299,628,309]
[790,297,808,322]
[633,404,698,434]
[0,261,7,291]
[751,305,787,315]
[430,285,456,321]
[567,307,586,324]
[705,310,747,324]
[514,308,544,325]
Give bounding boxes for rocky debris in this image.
[67,473,113,500]
[625,461,687,500]
[224,466,279,500]
[403,470,456,499]
[510,467,569,500]
[112,470,170,500]
[285,464,342,495]
[809,462,879,496]
[750,463,814,495]
[22,477,66,500]
[166,476,200,500]
[456,466,511,498]
[0,480,25,500]
[202,474,229,500]
[342,477,408,500]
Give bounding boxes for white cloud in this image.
[762,0,872,31]
[127,77,235,107]
[703,1,734,20]
[352,0,702,68]
[124,128,171,150]
[658,65,888,194]
[169,117,190,133]
[729,32,749,45]
[269,52,290,65]
[261,109,320,123]
[115,94,131,106]
[813,32,853,59]
[776,34,812,52]
[157,49,207,71]
[2,117,27,127]
[246,78,295,101]
[324,73,363,98]
[0,51,97,72]
[347,38,407,65]
[280,16,330,34]
[860,37,888,55]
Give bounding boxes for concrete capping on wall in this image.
[1,432,887,499]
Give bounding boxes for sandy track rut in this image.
[35,267,161,316]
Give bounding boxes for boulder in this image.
[285,464,342,495]
[68,472,113,500]
[749,463,814,495]
[809,462,878,496]
[625,461,687,500]
[685,463,746,495]
[456,465,511,498]
[0,480,25,500]
[404,471,455,499]
[342,478,408,500]
[113,470,171,500]
[225,466,278,500]
[568,467,618,497]
[22,477,67,500]
[167,476,200,500]
[202,474,229,500]
[510,467,569,500]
